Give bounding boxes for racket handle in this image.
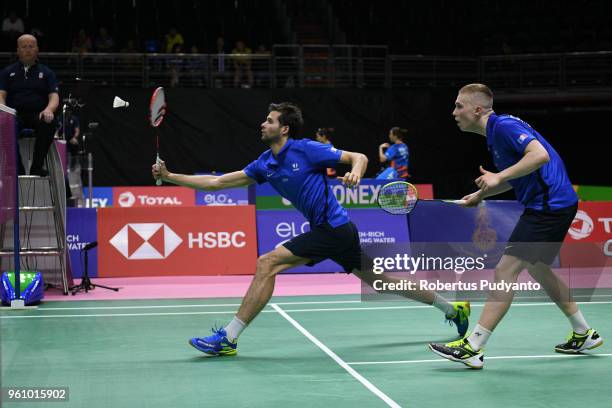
[155,155,162,186]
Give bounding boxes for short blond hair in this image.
[459,83,493,110]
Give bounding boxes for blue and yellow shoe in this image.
[189,327,237,356]
[555,329,603,354]
[446,301,471,337]
[428,337,484,369]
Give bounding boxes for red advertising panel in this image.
[566,202,612,243]
[416,184,434,199]
[98,206,257,276]
[113,186,195,207]
[561,201,612,267]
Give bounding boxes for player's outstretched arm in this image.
[152,160,254,190]
[337,151,368,187]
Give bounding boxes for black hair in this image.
[268,102,303,138]
[316,127,335,141]
[390,127,408,141]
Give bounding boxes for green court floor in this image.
[1,295,611,407]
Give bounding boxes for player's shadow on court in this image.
[430,355,607,372]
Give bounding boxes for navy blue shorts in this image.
[505,203,578,265]
[282,221,362,272]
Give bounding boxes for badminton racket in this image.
[150,87,167,186]
[377,181,467,215]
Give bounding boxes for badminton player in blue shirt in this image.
[377,127,410,179]
[429,84,603,369]
[153,102,471,356]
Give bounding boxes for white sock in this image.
[568,311,589,335]
[225,316,247,340]
[432,294,455,317]
[467,324,492,351]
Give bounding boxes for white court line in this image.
[348,353,612,366]
[29,297,612,312]
[0,306,426,319]
[2,301,611,319]
[0,310,239,319]
[271,303,401,408]
[36,299,363,311]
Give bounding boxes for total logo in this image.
[568,210,594,240]
[117,191,183,207]
[568,210,612,242]
[109,223,247,260]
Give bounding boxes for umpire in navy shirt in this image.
[0,34,59,176]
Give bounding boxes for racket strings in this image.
[378,182,418,214]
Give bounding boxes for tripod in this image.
[71,242,119,295]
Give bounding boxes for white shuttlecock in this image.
[113,96,129,108]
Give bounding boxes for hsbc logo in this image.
[110,223,183,259]
[109,223,249,259]
[117,191,183,207]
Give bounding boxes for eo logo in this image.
[110,223,183,259]
[568,210,594,240]
[274,221,309,248]
[118,191,136,207]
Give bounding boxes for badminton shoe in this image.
[554,329,603,354]
[428,337,484,369]
[189,327,237,356]
[446,301,471,337]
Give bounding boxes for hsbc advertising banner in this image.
[256,209,410,273]
[113,186,195,207]
[255,179,434,210]
[97,206,257,276]
[66,208,98,278]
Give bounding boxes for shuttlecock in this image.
[113,96,129,108]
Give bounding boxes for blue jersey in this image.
[384,142,409,178]
[486,113,578,211]
[244,138,349,227]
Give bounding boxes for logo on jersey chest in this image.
[291,162,300,172]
